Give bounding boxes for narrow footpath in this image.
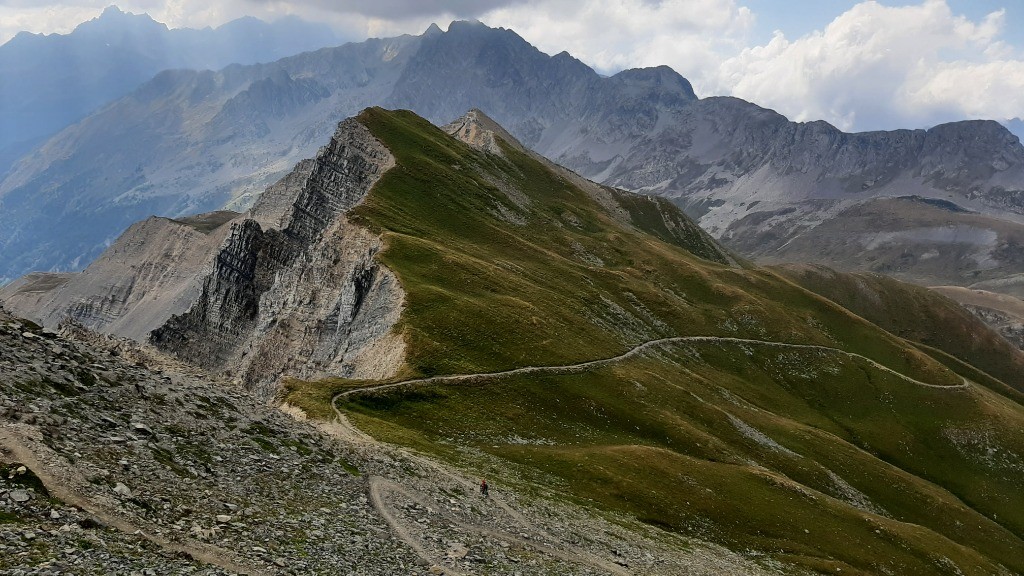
[333,335,970,405]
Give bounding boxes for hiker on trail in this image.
[480,479,489,497]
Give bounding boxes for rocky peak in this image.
[609,65,697,102]
[921,119,1024,170]
[151,113,405,394]
[99,5,128,18]
[443,108,526,155]
[75,5,167,37]
[549,50,594,76]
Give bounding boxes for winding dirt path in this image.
[367,475,468,576]
[0,426,265,576]
[333,336,970,404]
[326,335,969,575]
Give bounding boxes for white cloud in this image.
[708,0,1024,131]
[480,0,754,81]
[243,0,528,19]
[0,3,102,42]
[477,0,1024,132]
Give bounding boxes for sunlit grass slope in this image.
[349,108,955,384]
[776,263,1024,397]
[289,108,1024,574]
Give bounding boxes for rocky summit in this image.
[4,108,1023,574]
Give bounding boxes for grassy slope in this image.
[776,263,1024,395]
[289,108,1024,574]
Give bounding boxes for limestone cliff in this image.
[3,116,407,394]
[151,118,404,393]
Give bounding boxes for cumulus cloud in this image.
[0,0,522,45]
[481,0,753,81]
[0,3,105,42]
[707,0,1024,131]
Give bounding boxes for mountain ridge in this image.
[286,108,1024,574]
[0,4,345,177]
[3,19,1024,297]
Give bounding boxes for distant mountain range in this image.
[0,5,344,174]
[3,18,1024,297]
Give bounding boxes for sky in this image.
[2,0,1023,132]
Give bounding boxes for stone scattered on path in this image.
[9,489,31,503]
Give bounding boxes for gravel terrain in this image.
[0,306,785,575]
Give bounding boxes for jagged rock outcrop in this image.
[152,118,404,392]
[2,117,406,393]
[443,108,519,156]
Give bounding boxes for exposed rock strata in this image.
[3,118,406,393]
[151,118,404,392]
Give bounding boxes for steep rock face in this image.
[248,158,317,230]
[0,211,238,340]
[151,118,404,392]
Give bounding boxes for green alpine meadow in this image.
[285,108,1024,575]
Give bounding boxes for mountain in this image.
[292,109,1024,574]
[0,20,693,283]
[1004,118,1024,142]
[629,107,1024,290]
[4,19,1024,298]
[0,5,344,176]
[5,107,1024,573]
[1,107,731,393]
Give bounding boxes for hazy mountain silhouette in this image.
[0,5,344,174]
